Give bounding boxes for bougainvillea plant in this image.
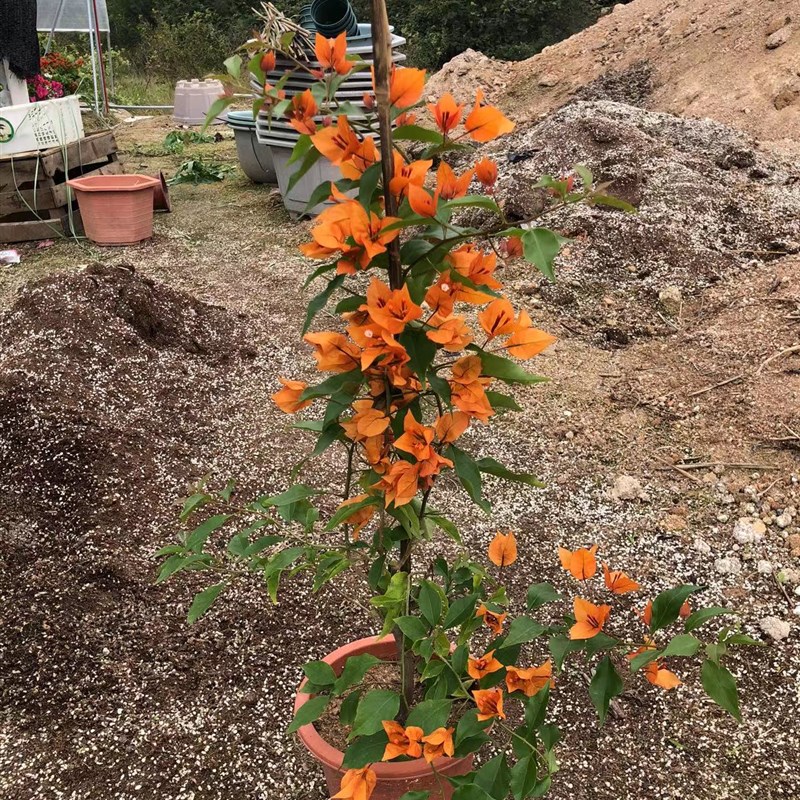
[160,15,756,800]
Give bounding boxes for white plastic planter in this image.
[0,96,84,156]
[173,79,226,125]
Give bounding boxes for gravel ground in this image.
[0,115,798,800]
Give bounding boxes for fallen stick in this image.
[756,343,800,376]
[687,373,745,397]
[653,461,778,471]
[651,455,704,484]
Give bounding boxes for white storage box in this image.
[0,96,84,157]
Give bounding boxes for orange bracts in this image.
[315,32,351,75]
[422,727,455,763]
[341,399,391,442]
[311,116,360,166]
[569,597,611,640]
[340,137,379,180]
[640,600,653,627]
[450,355,494,422]
[424,275,456,317]
[334,494,375,540]
[332,767,377,800]
[446,245,502,301]
[304,331,361,373]
[505,661,553,697]
[262,82,287,111]
[389,153,432,197]
[393,413,435,462]
[260,51,276,73]
[373,460,420,508]
[473,687,505,721]
[478,299,518,339]
[488,531,517,567]
[434,411,470,443]
[475,157,498,187]
[603,563,641,595]
[645,661,681,690]
[272,378,311,413]
[464,90,515,142]
[407,184,440,218]
[476,604,507,636]
[467,650,503,680]
[425,314,473,352]
[395,111,417,126]
[381,721,424,760]
[286,89,318,135]
[436,162,474,200]
[389,66,426,108]
[558,544,598,580]
[364,278,423,334]
[428,93,464,135]
[505,236,523,259]
[504,309,556,359]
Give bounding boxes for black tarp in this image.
[0,0,41,79]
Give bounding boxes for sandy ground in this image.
[0,115,799,800]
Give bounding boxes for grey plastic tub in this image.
[227,111,277,184]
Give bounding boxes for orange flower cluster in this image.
[381,721,455,764]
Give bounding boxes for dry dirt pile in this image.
[430,0,800,144]
[475,100,800,346]
[0,264,254,534]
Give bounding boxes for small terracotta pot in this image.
[152,172,172,213]
[295,635,473,800]
[67,174,160,246]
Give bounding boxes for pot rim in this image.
[294,634,471,781]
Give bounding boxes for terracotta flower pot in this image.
[295,635,473,800]
[67,175,160,246]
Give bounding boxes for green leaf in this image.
[301,369,363,401]
[588,193,637,213]
[476,457,544,489]
[475,754,511,800]
[583,631,619,655]
[406,699,452,733]
[521,227,562,282]
[223,54,242,79]
[392,124,444,144]
[474,349,547,386]
[187,583,225,624]
[426,513,461,543]
[156,553,210,583]
[398,793,431,800]
[399,326,438,385]
[303,274,345,334]
[502,616,547,648]
[444,593,479,629]
[443,195,502,214]
[303,660,337,686]
[661,634,701,658]
[628,647,663,673]
[339,690,361,726]
[454,709,491,756]
[701,660,741,721]
[573,164,593,190]
[335,295,366,314]
[427,372,452,405]
[303,180,337,214]
[510,755,540,800]
[724,633,764,647]
[303,260,337,288]
[448,445,491,514]
[341,730,389,768]
[526,582,562,611]
[418,580,443,627]
[649,585,702,633]
[684,607,735,633]
[394,615,429,642]
[485,390,522,411]
[588,656,623,726]
[287,695,329,734]
[185,514,232,551]
[548,635,584,670]
[260,484,321,507]
[180,491,211,521]
[358,162,382,210]
[334,653,381,695]
[262,546,305,578]
[326,495,380,531]
[287,144,322,193]
[453,786,493,800]
[351,689,400,737]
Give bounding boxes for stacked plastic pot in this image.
[251,0,407,216]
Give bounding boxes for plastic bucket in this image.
[310,0,359,37]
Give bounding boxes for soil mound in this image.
[0,264,254,533]
[431,0,800,144]
[475,101,800,345]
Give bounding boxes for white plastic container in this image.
[173,79,226,125]
[0,96,84,157]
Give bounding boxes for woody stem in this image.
[371,0,402,291]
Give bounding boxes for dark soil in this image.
[573,61,655,108]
